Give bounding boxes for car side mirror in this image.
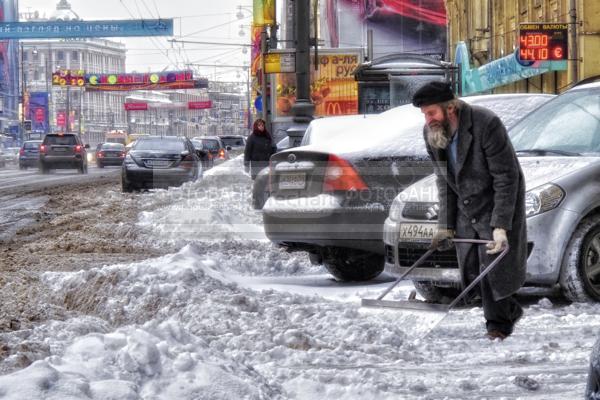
[84,144,90,149]
[181,150,190,158]
[226,145,232,151]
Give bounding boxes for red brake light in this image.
[322,154,368,192]
[97,151,104,158]
[218,148,225,159]
[19,148,24,156]
[75,145,82,153]
[120,152,126,157]
[39,145,47,154]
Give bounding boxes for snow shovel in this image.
[360,239,509,336]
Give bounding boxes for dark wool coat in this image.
[244,133,275,179]
[424,102,527,301]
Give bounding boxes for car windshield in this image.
[220,137,244,146]
[510,89,600,155]
[133,139,185,152]
[201,139,220,151]
[101,143,125,150]
[44,135,77,145]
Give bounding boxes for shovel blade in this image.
[360,298,451,339]
[361,298,450,312]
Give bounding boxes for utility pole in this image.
[286,0,314,146]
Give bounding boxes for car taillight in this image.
[39,145,47,154]
[218,148,226,159]
[322,154,368,192]
[75,145,82,153]
[97,151,104,158]
[19,148,24,156]
[120,152,126,157]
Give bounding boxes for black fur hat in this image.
[412,81,455,107]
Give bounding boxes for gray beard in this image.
[426,124,451,150]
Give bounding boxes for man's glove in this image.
[486,228,508,255]
[430,228,455,251]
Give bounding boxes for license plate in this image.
[279,173,306,190]
[145,160,170,168]
[53,147,67,152]
[399,223,438,241]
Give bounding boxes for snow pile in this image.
[137,158,266,245]
[0,245,411,399]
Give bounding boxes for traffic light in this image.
[23,120,32,131]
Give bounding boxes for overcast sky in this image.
[19,0,254,82]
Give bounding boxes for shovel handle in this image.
[377,247,436,301]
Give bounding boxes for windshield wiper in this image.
[515,148,581,157]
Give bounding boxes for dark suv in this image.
[39,133,89,174]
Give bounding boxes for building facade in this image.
[21,1,128,144]
[446,0,600,94]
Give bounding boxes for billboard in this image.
[0,0,18,125]
[275,51,361,118]
[27,92,49,134]
[320,0,447,59]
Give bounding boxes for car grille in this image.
[397,246,458,269]
[402,202,439,220]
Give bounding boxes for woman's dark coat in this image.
[244,133,275,179]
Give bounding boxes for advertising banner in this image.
[320,0,446,59]
[275,51,361,118]
[253,0,276,27]
[0,19,174,39]
[27,92,49,134]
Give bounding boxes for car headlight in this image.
[525,183,565,217]
[389,198,405,221]
[124,154,136,165]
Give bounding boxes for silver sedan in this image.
[384,80,600,302]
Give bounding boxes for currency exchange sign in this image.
[0,19,173,39]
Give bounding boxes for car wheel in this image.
[412,281,461,304]
[78,163,86,174]
[322,247,384,281]
[560,214,600,302]
[97,162,104,168]
[121,178,134,193]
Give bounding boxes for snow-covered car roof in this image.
[295,93,554,159]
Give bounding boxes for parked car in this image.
[190,139,214,170]
[252,114,374,209]
[263,93,554,281]
[384,80,600,301]
[5,147,20,165]
[193,136,229,165]
[218,135,246,156]
[121,135,201,192]
[18,140,42,169]
[96,142,126,168]
[39,133,89,174]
